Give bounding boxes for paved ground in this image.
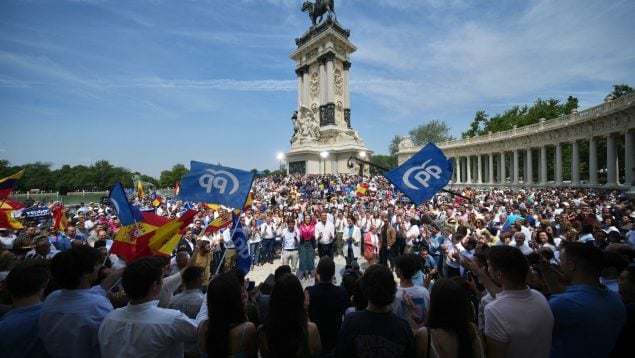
[244,254,351,288]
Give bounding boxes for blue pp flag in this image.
[109,181,143,226]
[177,161,255,210]
[231,213,251,275]
[383,142,453,205]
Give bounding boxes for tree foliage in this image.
[408,120,455,145]
[159,164,188,188]
[611,84,634,99]
[461,96,579,138]
[0,160,157,192]
[369,155,397,175]
[389,135,403,156]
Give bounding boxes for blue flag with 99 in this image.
[177,161,255,210]
[383,142,453,205]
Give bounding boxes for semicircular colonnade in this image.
[397,93,635,189]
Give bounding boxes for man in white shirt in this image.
[508,232,534,255]
[484,246,553,358]
[99,257,198,358]
[315,212,335,258]
[334,211,347,257]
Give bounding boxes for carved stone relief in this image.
[309,72,319,99]
[334,69,343,96]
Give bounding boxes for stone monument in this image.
[285,1,371,175]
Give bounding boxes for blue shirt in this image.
[549,284,626,358]
[0,304,50,358]
[40,286,113,358]
[427,233,444,256]
[49,234,72,252]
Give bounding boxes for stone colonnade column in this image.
[513,150,519,184]
[477,155,483,183]
[489,153,494,184]
[571,141,580,184]
[555,143,563,184]
[455,157,462,184]
[607,134,617,185]
[302,67,310,108]
[540,146,547,185]
[589,137,598,185]
[500,152,506,184]
[526,148,533,184]
[466,156,472,183]
[626,130,635,185]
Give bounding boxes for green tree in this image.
[408,120,454,145]
[159,164,189,188]
[611,84,633,98]
[461,111,488,138]
[388,135,403,156]
[369,155,397,175]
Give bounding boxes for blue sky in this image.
[1,0,634,178]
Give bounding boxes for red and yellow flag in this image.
[0,170,24,199]
[137,181,144,200]
[356,183,369,197]
[174,182,180,196]
[0,210,23,230]
[51,205,69,231]
[203,192,254,234]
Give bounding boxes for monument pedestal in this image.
[285,16,371,175]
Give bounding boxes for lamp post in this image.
[276,152,284,173]
[358,151,366,176]
[320,151,329,175]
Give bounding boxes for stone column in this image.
[343,61,351,128]
[589,137,598,185]
[296,68,304,108]
[626,130,634,185]
[607,134,617,185]
[489,153,494,184]
[500,152,506,184]
[571,141,580,184]
[540,146,547,185]
[513,149,519,184]
[455,157,462,184]
[302,68,310,109]
[318,60,326,125]
[555,143,563,184]
[526,148,533,185]
[466,156,472,183]
[477,155,483,183]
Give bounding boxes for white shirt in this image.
[484,288,554,358]
[0,234,16,249]
[99,300,198,358]
[222,228,234,249]
[314,220,335,245]
[158,272,183,308]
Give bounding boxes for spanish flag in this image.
[203,192,254,234]
[152,195,163,208]
[51,205,69,231]
[0,210,23,230]
[0,170,24,199]
[174,182,180,196]
[356,182,369,197]
[137,180,144,200]
[0,200,25,211]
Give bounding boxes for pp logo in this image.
[403,159,442,189]
[198,169,240,194]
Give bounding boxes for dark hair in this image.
[5,260,50,299]
[317,256,335,281]
[361,264,395,307]
[182,266,205,285]
[562,242,604,277]
[265,273,307,356]
[427,279,475,358]
[50,246,101,289]
[122,257,164,300]
[352,279,368,311]
[487,246,529,285]
[230,267,245,286]
[274,265,292,281]
[396,254,417,280]
[93,240,107,249]
[207,273,246,358]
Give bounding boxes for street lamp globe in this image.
[358,151,366,158]
[276,152,284,161]
[320,151,329,159]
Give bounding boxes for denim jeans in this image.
[249,242,261,265]
[261,239,274,263]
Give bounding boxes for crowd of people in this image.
[0,173,634,357]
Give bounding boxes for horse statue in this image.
[301,0,335,26]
